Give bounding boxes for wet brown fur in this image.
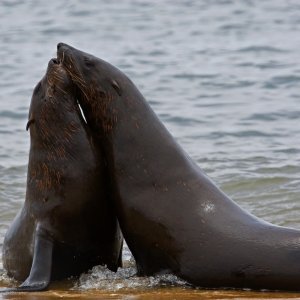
[60,52,117,135]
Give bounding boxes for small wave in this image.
[0,164,27,175]
[41,27,73,35]
[274,148,300,155]
[237,46,288,53]
[174,73,219,80]
[202,80,256,89]
[0,110,27,120]
[148,50,167,57]
[264,75,300,88]
[270,110,300,120]
[224,176,292,192]
[218,23,247,31]
[197,94,222,99]
[68,10,94,17]
[243,113,277,122]
[236,61,291,70]
[2,0,23,8]
[209,130,281,139]
[164,116,204,126]
[252,164,300,175]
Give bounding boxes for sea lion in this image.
[1,58,122,292]
[58,42,300,291]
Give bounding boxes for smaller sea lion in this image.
[1,58,122,292]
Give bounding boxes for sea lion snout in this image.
[47,58,60,70]
[57,42,73,59]
[47,58,61,72]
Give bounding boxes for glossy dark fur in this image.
[58,43,300,291]
[1,59,122,292]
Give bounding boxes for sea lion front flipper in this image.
[19,224,53,291]
[0,224,53,293]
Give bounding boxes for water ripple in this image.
[265,75,300,87]
[0,110,27,119]
[237,46,288,53]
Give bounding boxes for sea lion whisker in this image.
[61,50,65,64]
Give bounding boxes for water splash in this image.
[0,269,17,287]
[73,264,187,292]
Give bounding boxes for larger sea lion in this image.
[58,43,300,291]
[1,58,122,292]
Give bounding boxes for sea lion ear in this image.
[26,119,35,131]
[111,80,122,96]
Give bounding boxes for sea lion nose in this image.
[48,58,58,67]
[57,43,65,50]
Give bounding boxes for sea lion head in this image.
[57,43,125,135]
[26,58,88,201]
[26,58,83,145]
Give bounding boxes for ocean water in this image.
[1,0,300,298]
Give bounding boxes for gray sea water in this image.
[1,0,300,298]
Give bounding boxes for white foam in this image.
[73,262,187,291]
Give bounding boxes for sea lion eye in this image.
[26,119,35,131]
[33,82,42,94]
[84,56,93,68]
[98,90,106,98]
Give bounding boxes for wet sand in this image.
[1,284,300,300]
[2,290,300,300]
